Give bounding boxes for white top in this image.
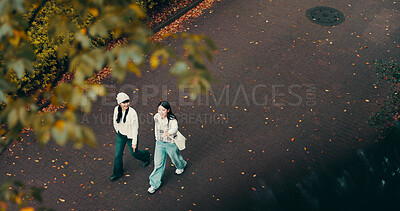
[113,106,138,145]
[154,113,178,142]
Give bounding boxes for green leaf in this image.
[81,54,96,73]
[91,49,105,69]
[13,181,25,189]
[8,108,18,128]
[70,88,83,107]
[11,0,24,13]
[204,50,213,61]
[129,47,144,64]
[110,63,126,82]
[16,45,35,60]
[22,58,34,73]
[17,105,27,125]
[31,187,43,203]
[8,59,25,78]
[58,43,71,59]
[89,22,108,37]
[1,184,11,200]
[0,23,13,40]
[51,125,68,146]
[0,90,6,103]
[82,97,92,113]
[38,129,51,145]
[128,4,146,18]
[85,84,106,99]
[74,71,85,84]
[82,126,97,147]
[0,78,11,89]
[0,0,8,16]
[76,32,90,49]
[204,37,217,51]
[170,61,188,75]
[118,49,130,67]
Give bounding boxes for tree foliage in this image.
[368,59,400,130]
[0,0,216,149]
[0,179,49,211]
[13,1,107,97]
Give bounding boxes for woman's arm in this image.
[113,106,118,133]
[130,109,139,148]
[154,114,160,141]
[167,119,178,136]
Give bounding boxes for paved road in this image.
[1,0,399,210]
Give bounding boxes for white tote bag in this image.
[173,131,186,150]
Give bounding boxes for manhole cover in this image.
[306,6,345,26]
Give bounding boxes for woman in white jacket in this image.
[110,92,151,181]
[148,101,187,193]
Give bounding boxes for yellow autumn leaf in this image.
[89,8,99,17]
[55,120,65,130]
[21,207,35,211]
[150,54,159,69]
[9,31,21,47]
[127,62,141,77]
[129,4,145,18]
[0,201,7,209]
[15,196,22,205]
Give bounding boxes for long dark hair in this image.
[116,105,129,123]
[158,101,177,123]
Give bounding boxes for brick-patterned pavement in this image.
[1,0,399,210]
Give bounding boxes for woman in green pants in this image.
[110,92,151,181]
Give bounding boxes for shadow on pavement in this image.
[250,124,400,211]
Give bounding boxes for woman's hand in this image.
[163,132,170,137]
[132,145,137,152]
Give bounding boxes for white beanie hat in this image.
[116,92,130,104]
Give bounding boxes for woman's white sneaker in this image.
[175,168,184,175]
[147,186,157,194]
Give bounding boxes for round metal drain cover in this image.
[306,6,345,26]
